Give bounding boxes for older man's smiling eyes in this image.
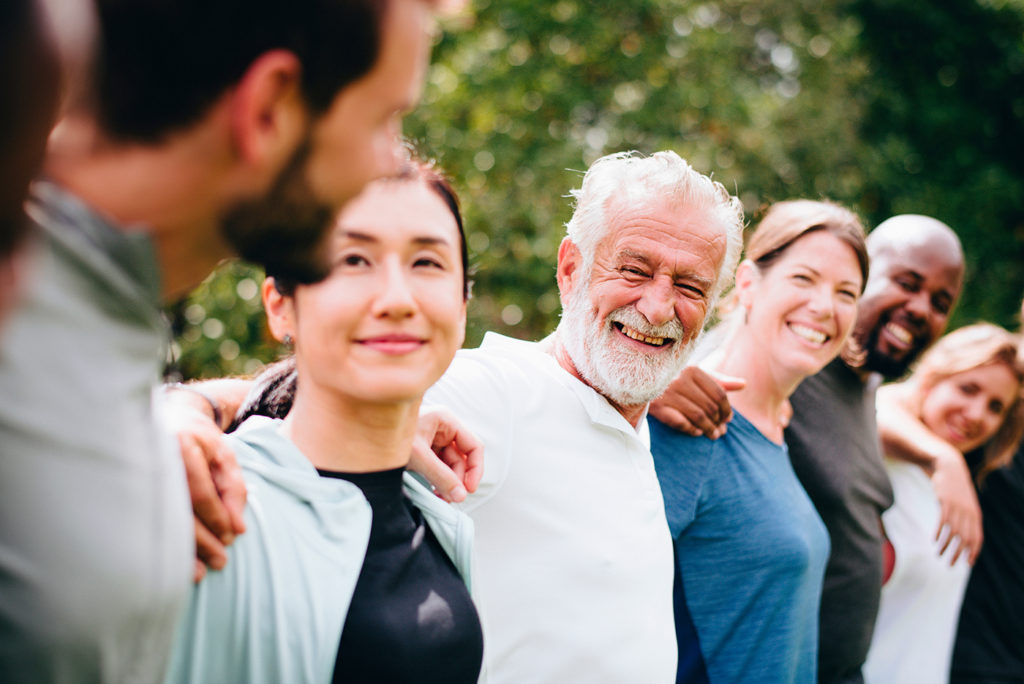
[616,266,708,304]
[675,282,706,299]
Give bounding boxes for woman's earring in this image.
[283,334,294,347]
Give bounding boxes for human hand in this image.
[410,407,484,502]
[649,367,745,439]
[931,448,982,565]
[161,389,247,581]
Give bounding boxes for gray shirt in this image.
[0,182,192,683]
[786,358,894,684]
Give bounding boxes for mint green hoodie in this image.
[166,416,476,684]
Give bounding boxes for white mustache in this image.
[606,306,684,340]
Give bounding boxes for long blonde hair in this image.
[906,323,1024,485]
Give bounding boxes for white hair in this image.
[564,150,745,309]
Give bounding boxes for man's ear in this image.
[734,259,759,310]
[230,50,307,168]
[556,238,582,305]
[262,277,295,343]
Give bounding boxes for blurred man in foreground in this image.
[0,0,439,680]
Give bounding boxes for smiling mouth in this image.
[884,322,914,347]
[945,419,976,444]
[614,322,670,347]
[788,323,829,346]
[357,335,426,355]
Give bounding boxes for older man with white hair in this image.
[425,150,744,683]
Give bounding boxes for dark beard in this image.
[220,140,334,286]
[861,325,915,379]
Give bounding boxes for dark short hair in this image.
[93,0,388,142]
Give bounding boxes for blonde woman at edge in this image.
[864,323,1024,684]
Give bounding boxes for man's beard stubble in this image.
[860,323,917,380]
[221,139,335,286]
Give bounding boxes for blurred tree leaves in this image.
[169,0,1024,380]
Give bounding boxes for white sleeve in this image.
[424,349,520,512]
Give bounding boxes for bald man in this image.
[787,215,964,684]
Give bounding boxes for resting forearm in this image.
[167,378,254,431]
[877,386,956,473]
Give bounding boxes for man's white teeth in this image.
[621,325,666,346]
[886,323,913,345]
[789,323,827,345]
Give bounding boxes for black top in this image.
[318,467,483,684]
[785,359,893,684]
[950,447,1024,682]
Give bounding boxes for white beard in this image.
[556,276,699,408]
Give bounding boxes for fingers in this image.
[437,421,484,494]
[209,442,247,536]
[194,516,227,573]
[459,441,485,493]
[441,445,468,487]
[967,532,983,565]
[180,433,234,545]
[935,522,954,556]
[948,541,965,567]
[931,454,983,565]
[647,404,701,436]
[934,512,983,566]
[649,366,737,438]
[410,436,466,503]
[193,558,207,583]
[686,369,732,424]
[414,407,485,499]
[649,395,725,438]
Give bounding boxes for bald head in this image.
[853,214,965,378]
[866,214,963,264]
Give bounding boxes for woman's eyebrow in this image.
[411,236,451,247]
[338,229,378,243]
[338,231,450,248]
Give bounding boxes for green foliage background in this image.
[168,0,1024,381]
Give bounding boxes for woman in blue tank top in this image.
[649,200,870,684]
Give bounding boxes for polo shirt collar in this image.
[480,332,650,446]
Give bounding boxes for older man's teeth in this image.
[621,325,666,346]
[789,323,827,345]
[886,323,913,345]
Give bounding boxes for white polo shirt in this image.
[863,459,971,684]
[426,332,677,684]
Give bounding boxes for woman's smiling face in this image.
[741,229,863,380]
[269,177,466,406]
[920,363,1020,454]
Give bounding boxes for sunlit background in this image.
[168,0,1024,381]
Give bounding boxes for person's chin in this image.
[864,347,915,379]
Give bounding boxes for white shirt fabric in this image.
[863,459,971,684]
[425,332,677,684]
